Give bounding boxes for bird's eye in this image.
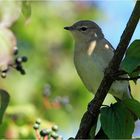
[79,26,88,31]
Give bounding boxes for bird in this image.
[64,20,131,100]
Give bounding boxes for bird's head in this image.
[64,20,104,42]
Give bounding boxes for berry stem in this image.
[43,136,48,140]
[35,129,41,140]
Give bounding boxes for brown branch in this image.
[75,1,140,139]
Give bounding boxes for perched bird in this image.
[64,20,131,100]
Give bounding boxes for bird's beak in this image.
[64,26,74,31]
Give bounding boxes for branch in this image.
[75,1,140,139]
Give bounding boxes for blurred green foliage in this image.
[0,1,140,139]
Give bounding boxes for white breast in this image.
[74,39,111,94]
[74,53,103,93]
[73,39,131,99]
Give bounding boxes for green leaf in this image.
[123,99,140,119]
[129,71,140,84]
[95,127,108,139]
[89,124,97,139]
[0,89,10,124]
[89,115,99,138]
[100,102,134,139]
[22,1,31,19]
[121,40,140,73]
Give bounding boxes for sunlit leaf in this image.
[121,40,140,73]
[100,102,134,139]
[0,89,10,124]
[129,71,140,84]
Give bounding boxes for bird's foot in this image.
[109,70,127,81]
[113,70,127,77]
[104,67,127,80]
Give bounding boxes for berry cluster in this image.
[33,119,62,140]
[1,47,27,78]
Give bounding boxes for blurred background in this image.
[0,0,140,139]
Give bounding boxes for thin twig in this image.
[35,129,41,140]
[117,76,140,81]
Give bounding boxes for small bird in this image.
[64,20,131,100]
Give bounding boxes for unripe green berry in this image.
[16,57,22,63]
[1,72,6,78]
[13,47,18,55]
[35,118,41,125]
[52,125,58,132]
[33,123,39,130]
[51,132,58,139]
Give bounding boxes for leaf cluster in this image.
[121,40,140,83]
[89,39,140,139]
[98,99,140,139]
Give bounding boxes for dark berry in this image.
[21,56,28,62]
[16,65,21,71]
[40,129,50,137]
[20,69,26,75]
